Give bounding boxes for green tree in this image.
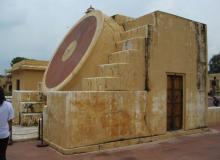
[209,53,220,73]
[10,57,28,66]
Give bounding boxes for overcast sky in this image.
[0,0,220,74]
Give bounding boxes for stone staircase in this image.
[82,19,152,91]
[13,91,45,127]
[19,102,44,126]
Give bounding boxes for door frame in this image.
[166,72,186,131]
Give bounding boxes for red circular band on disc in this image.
[45,16,97,88]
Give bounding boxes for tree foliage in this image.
[209,53,220,73]
[10,57,28,66]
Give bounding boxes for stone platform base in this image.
[207,107,220,125]
[12,126,38,141]
[43,91,207,155]
[44,127,208,154]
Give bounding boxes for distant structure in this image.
[11,59,48,91]
[5,72,12,93]
[11,59,48,126]
[0,75,6,89]
[0,72,12,94]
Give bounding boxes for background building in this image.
[11,59,48,91]
[0,74,6,89]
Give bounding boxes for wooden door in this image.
[167,75,183,131]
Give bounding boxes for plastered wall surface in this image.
[128,12,208,132]
[44,91,151,153]
[11,60,48,91]
[12,70,45,91]
[207,107,220,125]
[12,91,44,125]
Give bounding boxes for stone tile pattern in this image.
[7,125,220,160]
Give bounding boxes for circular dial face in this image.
[45,16,97,89]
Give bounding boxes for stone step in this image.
[20,102,44,113]
[12,126,38,142]
[116,37,145,51]
[120,25,148,41]
[108,49,141,63]
[82,77,126,91]
[98,63,129,77]
[20,113,41,127]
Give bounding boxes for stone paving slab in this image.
[6,124,220,160]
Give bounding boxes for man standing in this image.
[211,77,217,96]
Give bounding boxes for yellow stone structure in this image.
[207,107,220,125]
[11,60,48,126]
[0,73,12,94]
[12,91,44,125]
[0,75,6,89]
[40,10,208,154]
[11,59,48,91]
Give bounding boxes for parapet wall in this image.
[12,91,45,126]
[207,107,220,125]
[44,91,153,153]
[43,90,209,154]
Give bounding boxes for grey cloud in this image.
[0,18,25,29]
[0,0,220,74]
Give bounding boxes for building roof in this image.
[127,10,206,26]
[11,59,48,72]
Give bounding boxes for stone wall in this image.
[44,91,154,153]
[12,91,44,126]
[207,107,220,125]
[145,11,207,131]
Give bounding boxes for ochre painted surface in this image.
[0,76,6,88]
[44,91,150,152]
[207,107,220,125]
[12,91,44,125]
[11,60,48,91]
[20,113,41,126]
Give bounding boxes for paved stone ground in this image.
[6,124,220,160]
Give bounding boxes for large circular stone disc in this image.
[44,11,103,90]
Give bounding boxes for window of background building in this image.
[16,79,20,90]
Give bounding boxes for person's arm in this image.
[8,119,12,131]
